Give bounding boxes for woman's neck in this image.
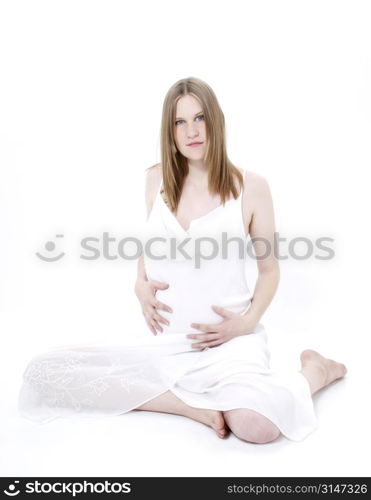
[186,162,209,189]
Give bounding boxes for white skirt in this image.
[18,324,319,441]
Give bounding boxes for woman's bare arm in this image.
[243,174,280,325]
[135,165,159,286]
[134,165,172,334]
[136,254,147,283]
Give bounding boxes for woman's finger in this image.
[191,339,223,349]
[156,315,170,326]
[190,322,217,332]
[150,280,169,290]
[151,319,163,333]
[206,339,224,348]
[191,335,225,348]
[144,311,163,333]
[152,310,170,326]
[191,342,208,349]
[146,320,157,336]
[187,333,219,342]
[153,299,173,313]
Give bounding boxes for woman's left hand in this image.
[187,305,259,349]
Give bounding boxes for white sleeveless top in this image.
[143,169,253,335]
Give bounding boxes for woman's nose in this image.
[187,124,199,137]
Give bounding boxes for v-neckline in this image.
[158,187,239,235]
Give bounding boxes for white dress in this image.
[18,169,319,441]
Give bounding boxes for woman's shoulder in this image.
[145,162,162,195]
[146,163,163,185]
[242,169,272,217]
[144,163,163,216]
[243,169,270,193]
[235,167,270,198]
[145,162,162,177]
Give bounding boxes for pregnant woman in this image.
[18,77,347,443]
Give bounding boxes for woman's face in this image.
[173,94,207,160]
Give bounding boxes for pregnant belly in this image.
[144,256,251,335]
[154,285,252,336]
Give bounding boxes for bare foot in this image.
[210,410,229,439]
[300,349,347,388]
[192,409,229,439]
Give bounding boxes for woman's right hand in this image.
[134,279,173,335]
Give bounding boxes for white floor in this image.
[1,319,369,477]
[2,243,369,477]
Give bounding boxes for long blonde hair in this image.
[160,76,244,213]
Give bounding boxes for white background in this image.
[1,0,370,477]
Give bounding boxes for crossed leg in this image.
[134,349,347,443]
[222,349,347,444]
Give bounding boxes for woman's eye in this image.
[175,115,204,126]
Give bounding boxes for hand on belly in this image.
[187,305,259,349]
